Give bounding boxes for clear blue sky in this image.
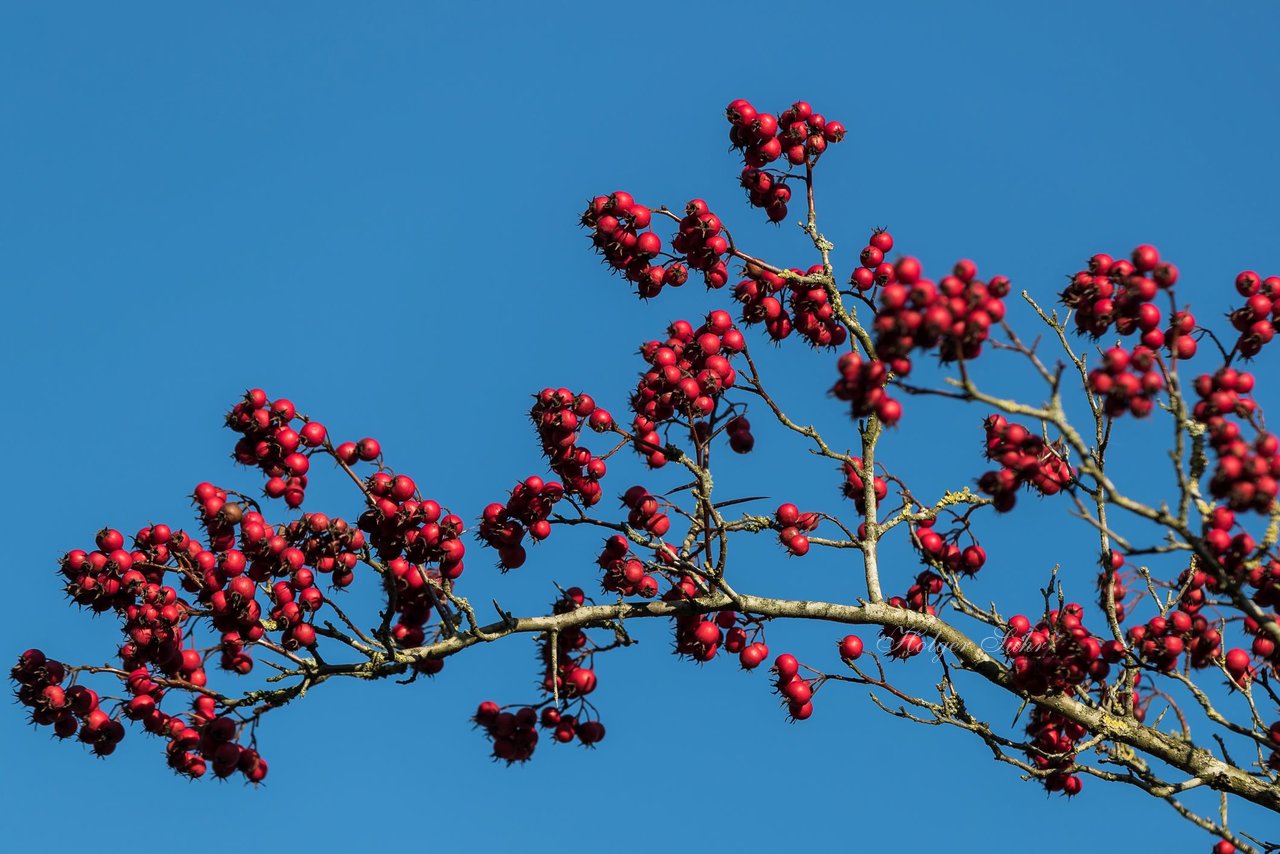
[3,3,1279,851]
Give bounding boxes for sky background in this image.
[3,2,1280,851]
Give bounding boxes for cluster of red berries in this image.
[596,535,660,598]
[240,509,362,590]
[1201,507,1260,589]
[772,653,816,720]
[630,314,743,467]
[541,707,606,747]
[787,265,847,348]
[724,414,754,453]
[1058,246,1178,350]
[871,253,1010,371]
[121,577,194,675]
[1086,345,1164,418]
[738,167,792,223]
[727,99,845,168]
[977,414,1075,512]
[673,609,742,663]
[1240,612,1280,676]
[1128,607,1221,672]
[1228,271,1280,358]
[1191,368,1279,514]
[671,199,731,289]
[1002,605,1112,695]
[913,519,986,576]
[473,701,539,763]
[733,263,848,348]
[530,387,611,507]
[167,697,267,781]
[726,99,845,221]
[848,230,895,292]
[580,191,686,298]
[383,558,445,661]
[63,526,203,684]
[226,390,327,509]
[12,650,124,753]
[734,266,794,342]
[774,502,819,557]
[1165,309,1199,360]
[738,636,771,670]
[478,476,565,570]
[830,350,901,426]
[1024,705,1086,796]
[61,526,153,614]
[355,472,466,578]
[620,485,671,538]
[541,588,599,698]
[265,570,321,652]
[840,456,888,515]
[473,701,606,765]
[1097,550,1130,623]
[877,598,929,660]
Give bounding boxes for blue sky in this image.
[3,2,1279,851]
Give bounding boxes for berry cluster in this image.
[1097,550,1130,623]
[166,698,267,781]
[1086,345,1164,418]
[530,387,611,508]
[542,588,599,699]
[849,230,895,292]
[772,653,816,720]
[473,702,539,764]
[841,457,888,515]
[913,519,986,576]
[733,263,848,348]
[1024,705,1086,796]
[240,508,363,590]
[1166,309,1199,360]
[788,265,847,348]
[630,313,743,467]
[1128,608,1221,672]
[871,254,1010,372]
[977,414,1075,512]
[1228,271,1280,359]
[12,650,124,753]
[1058,246,1177,349]
[739,167,792,223]
[580,191,683,298]
[473,701,606,765]
[60,528,145,615]
[356,472,466,578]
[673,609,741,663]
[880,597,928,660]
[726,99,845,222]
[734,266,793,341]
[670,199,730,289]
[620,485,671,538]
[1002,605,1111,695]
[830,350,901,426]
[774,502,819,557]
[738,637,771,670]
[1191,368,1279,514]
[478,476,566,570]
[724,414,754,453]
[595,535,659,598]
[264,566,321,652]
[226,390,327,508]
